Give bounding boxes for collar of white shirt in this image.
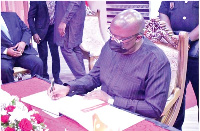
[1,15,11,39]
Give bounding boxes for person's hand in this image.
[47,84,70,100]
[84,89,112,103]
[15,41,26,54]
[7,45,22,57]
[58,22,66,37]
[33,34,41,44]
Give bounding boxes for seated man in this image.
[48,9,171,119]
[1,12,43,84]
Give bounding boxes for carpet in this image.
[186,82,197,109]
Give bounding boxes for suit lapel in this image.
[1,30,13,45]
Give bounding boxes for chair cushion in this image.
[156,44,178,97]
[80,15,105,57]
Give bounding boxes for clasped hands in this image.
[47,84,111,103]
[7,42,26,57]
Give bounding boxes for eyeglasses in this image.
[107,27,140,43]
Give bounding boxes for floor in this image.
[183,106,199,131]
[21,46,199,131]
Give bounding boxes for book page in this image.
[60,104,145,131]
[22,91,61,116]
[21,91,105,116]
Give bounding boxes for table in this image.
[1,76,179,131]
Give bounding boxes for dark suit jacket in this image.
[1,12,38,59]
[28,1,50,41]
[54,1,86,48]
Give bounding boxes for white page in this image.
[21,91,65,116]
[21,91,105,116]
[60,104,145,131]
[94,106,145,130]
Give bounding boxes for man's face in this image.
[109,25,139,54]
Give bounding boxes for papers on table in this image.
[21,91,145,131]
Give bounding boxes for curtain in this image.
[1,1,29,26]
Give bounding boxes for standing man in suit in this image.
[1,12,43,84]
[54,1,86,79]
[28,1,62,84]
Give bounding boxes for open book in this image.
[21,91,144,131]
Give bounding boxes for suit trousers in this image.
[1,54,43,84]
[173,57,199,130]
[60,44,86,79]
[37,24,61,80]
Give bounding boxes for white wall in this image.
[149,0,162,18]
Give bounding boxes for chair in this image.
[80,6,105,70]
[144,18,188,126]
[13,67,30,81]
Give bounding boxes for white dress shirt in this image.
[1,15,11,54]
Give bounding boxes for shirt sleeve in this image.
[61,1,82,24]
[3,48,8,54]
[67,56,102,95]
[158,1,170,16]
[113,57,171,118]
[15,13,31,46]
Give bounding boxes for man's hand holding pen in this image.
[47,79,70,100]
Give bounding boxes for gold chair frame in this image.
[144,18,188,126]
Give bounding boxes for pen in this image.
[50,78,54,93]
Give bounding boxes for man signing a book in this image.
[47,9,171,119]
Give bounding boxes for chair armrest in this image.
[161,87,180,116]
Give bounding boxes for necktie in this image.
[46,1,55,25]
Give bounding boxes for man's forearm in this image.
[159,13,173,33]
[17,14,32,45]
[67,74,101,95]
[113,97,162,118]
[189,25,199,41]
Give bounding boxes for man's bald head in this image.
[110,9,145,36]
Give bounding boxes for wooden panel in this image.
[106,1,149,24]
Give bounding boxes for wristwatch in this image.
[107,98,114,105]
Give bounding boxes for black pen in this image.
[50,78,54,93]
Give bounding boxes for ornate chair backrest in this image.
[144,18,188,126]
